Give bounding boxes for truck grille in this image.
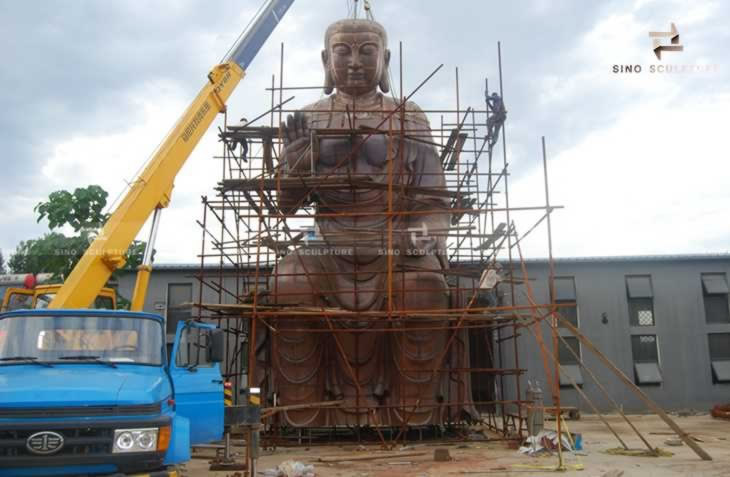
[0,402,161,419]
[0,426,113,458]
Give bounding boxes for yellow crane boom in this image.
[49,0,295,309]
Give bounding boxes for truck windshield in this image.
[0,315,163,365]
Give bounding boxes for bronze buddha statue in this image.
[259,18,472,427]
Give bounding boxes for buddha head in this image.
[322,19,391,96]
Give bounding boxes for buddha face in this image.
[323,21,390,96]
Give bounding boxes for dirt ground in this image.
[185,414,730,476]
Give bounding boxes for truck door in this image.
[170,321,224,445]
[1,288,34,312]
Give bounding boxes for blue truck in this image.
[0,309,224,476]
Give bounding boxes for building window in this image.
[558,337,580,364]
[626,275,654,326]
[631,335,662,385]
[557,336,583,386]
[702,273,730,324]
[708,333,730,384]
[166,283,193,335]
[553,277,578,328]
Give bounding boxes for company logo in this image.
[26,431,64,455]
[408,222,431,248]
[649,22,683,60]
[612,21,717,75]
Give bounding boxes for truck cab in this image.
[0,309,224,476]
[1,274,117,312]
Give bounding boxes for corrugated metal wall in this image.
[119,256,730,412]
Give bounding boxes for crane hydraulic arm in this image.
[49,0,295,309]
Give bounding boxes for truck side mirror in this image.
[210,328,225,363]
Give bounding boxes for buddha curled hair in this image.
[323,18,390,95]
[324,19,388,48]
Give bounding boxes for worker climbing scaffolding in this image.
[486,91,507,147]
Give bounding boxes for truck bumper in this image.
[0,468,176,477]
[121,470,178,477]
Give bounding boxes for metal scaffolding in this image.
[191,40,564,447]
[184,38,714,463]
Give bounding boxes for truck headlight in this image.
[112,428,159,453]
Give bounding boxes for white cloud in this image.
[24,4,326,265]
[3,0,728,268]
[39,78,224,263]
[509,0,730,258]
[42,81,186,191]
[512,91,730,257]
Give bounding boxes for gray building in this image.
[501,254,730,413]
[117,265,261,339]
[118,254,730,413]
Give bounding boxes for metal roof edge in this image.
[132,253,730,272]
[516,253,730,264]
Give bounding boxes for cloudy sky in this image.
[1,0,728,264]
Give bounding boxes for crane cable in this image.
[364,0,374,20]
[356,0,399,101]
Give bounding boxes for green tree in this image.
[8,233,90,278]
[34,185,109,232]
[9,185,147,283]
[0,250,6,274]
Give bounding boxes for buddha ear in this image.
[322,49,334,95]
[379,48,391,94]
